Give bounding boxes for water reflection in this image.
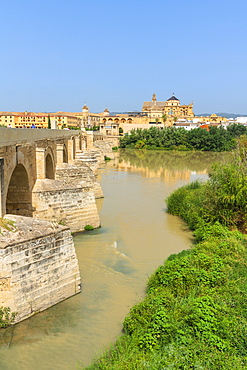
[116,149,231,181]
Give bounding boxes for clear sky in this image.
[1,0,247,114]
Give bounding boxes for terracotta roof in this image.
[0,112,19,116]
[142,101,166,109]
[200,124,210,131]
[150,103,164,111]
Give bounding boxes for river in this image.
[0,150,229,370]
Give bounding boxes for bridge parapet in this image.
[0,127,84,147]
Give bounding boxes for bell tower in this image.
[152,93,157,103]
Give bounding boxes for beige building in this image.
[0,97,228,134]
[50,113,81,129]
[0,112,18,127]
[97,94,195,134]
[194,113,227,125]
[0,111,81,129]
[142,93,194,125]
[74,105,120,136]
[78,104,102,128]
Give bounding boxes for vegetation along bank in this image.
[119,124,247,151]
[83,138,247,369]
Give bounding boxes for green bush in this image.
[0,307,16,327]
[84,225,94,231]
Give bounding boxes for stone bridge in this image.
[0,128,116,324]
[0,128,113,232]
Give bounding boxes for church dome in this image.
[167,95,179,101]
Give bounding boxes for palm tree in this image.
[162,114,167,124]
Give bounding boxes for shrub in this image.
[0,307,16,327]
[84,225,94,231]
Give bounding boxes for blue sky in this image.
[1,0,247,114]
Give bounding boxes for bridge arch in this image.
[46,154,55,179]
[72,137,76,159]
[6,164,32,217]
[79,136,82,151]
[45,146,55,179]
[63,143,68,163]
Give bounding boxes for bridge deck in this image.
[0,127,81,147]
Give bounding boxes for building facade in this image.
[142,94,194,125]
[0,95,230,134]
[0,112,81,129]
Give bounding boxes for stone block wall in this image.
[0,215,81,323]
[93,140,116,159]
[75,149,104,173]
[55,162,104,199]
[32,179,100,232]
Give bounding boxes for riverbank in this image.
[83,145,247,369]
[84,226,247,369]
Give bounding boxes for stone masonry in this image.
[0,215,81,323]
[32,178,100,233]
[0,129,116,323]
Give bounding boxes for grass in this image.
[0,217,16,234]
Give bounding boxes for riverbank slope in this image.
[83,143,247,369]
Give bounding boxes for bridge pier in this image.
[0,215,81,324]
[36,147,46,179]
[67,138,75,163]
[56,143,65,165]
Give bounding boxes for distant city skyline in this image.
[1,0,247,115]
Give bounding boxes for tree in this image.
[48,115,51,129]
[162,114,167,124]
[203,139,247,230]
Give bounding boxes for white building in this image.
[236,117,247,124]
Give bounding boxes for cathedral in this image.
[142,94,194,125]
